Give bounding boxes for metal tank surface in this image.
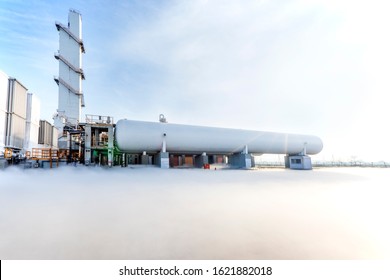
[0,70,8,150]
[115,119,323,155]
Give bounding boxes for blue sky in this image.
[1,0,390,161]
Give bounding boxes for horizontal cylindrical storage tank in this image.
[115,119,323,155]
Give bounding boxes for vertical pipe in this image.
[49,148,52,168]
[162,135,166,153]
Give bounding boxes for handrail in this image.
[54,53,85,79]
[54,76,83,95]
[85,114,114,124]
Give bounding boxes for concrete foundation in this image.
[229,153,253,169]
[141,154,149,165]
[195,154,209,168]
[156,152,170,168]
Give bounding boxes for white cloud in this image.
[108,0,390,161]
[115,1,324,123]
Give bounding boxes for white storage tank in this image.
[38,120,54,147]
[52,126,59,148]
[24,93,41,151]
[4,78,28,149]
[115,119,323,155]
[7,78,27,119]
[0,70,8,150]
[5,114,26,149]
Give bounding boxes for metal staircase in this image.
[54,76,83,95]
[54,53,85,79]
[55,22,85,53]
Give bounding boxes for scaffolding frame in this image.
[31,148,59,168]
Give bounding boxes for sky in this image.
[1,0,389,161]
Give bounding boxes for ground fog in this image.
[0,166,389,259]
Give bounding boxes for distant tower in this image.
[53,9,85,132]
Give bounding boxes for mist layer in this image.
[1,167,389,259]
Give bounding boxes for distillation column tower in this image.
[53,9,85,135]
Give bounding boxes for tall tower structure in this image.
[53,9,85,133]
